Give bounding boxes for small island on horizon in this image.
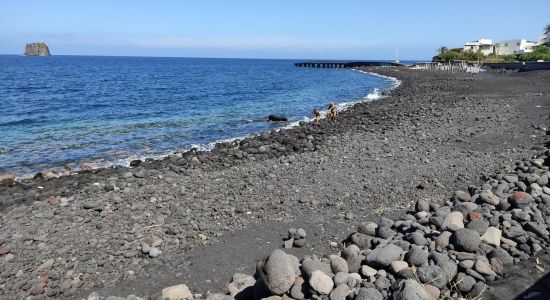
[24,42,51,56]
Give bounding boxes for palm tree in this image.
[545,23,550,34]
[437,46,448,55]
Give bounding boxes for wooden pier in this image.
[294,61,406,68]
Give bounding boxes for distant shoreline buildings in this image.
[463,31,549,57]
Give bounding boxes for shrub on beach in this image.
[484,54,517,63]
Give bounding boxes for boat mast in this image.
[395,48,400,63]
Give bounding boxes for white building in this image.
[463,39,494,56]
[494,39,536,55]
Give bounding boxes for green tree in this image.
[545,23,550,34]
[519,45,550,61]
[485,54,518,63]
[437,46,448,55]
[460,50,484,61]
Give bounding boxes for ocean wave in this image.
[0,118,38,127]
[281,70,401,130]
[354,69,402,89]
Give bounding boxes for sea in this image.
[0,56,401,178]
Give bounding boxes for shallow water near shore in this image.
[0,56,396,177]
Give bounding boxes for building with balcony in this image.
[463,39,494,56]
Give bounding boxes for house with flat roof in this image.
[494,39,537,55]
[463,39,494,56]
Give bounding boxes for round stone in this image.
[148,247,161,258]
[366,244,403,267]
[356,288,383,300]
[441,212,464,231]
[466,220,489,235]
[405,246,428,267]
[416,265,447,289]
[329,284,350,300]
[309,270,334,295]
[330,256,348,274]
[361,265,377,277]
[451,228,481,252]
[454,191,471,202]
[508,192,533,209]
[454,272,476,293]
[393,279,431,300]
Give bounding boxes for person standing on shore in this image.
[312,108,321,124]
[328,102,338,121]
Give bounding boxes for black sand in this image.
[1,67,550,299]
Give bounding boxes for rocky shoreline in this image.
[191,145,550,300]
[1,67,550,299]
[0,68,398,186]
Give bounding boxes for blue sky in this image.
[1,0,549,59]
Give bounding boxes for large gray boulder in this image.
[451,228,481,252]
[309,270,334,295]
[256,249,298,295]
[366,244,403,267]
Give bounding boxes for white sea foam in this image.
[354,68,402,89]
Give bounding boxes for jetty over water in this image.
[294,61,406,68]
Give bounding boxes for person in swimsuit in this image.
[328,102,338,121]
[312,108,321,124]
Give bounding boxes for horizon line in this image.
[0,53,428,61]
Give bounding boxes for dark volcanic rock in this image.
[508,192,533,209]
[393,279,431,300]
[416,265,447,289]
[24,42,51,56]
[451,228,481,252]
[268,115,288,122]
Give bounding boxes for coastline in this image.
[1,67,550,299]
[2,69,399,183]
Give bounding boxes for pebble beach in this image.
[1,67,550,299]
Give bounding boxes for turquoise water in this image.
[0,56,396,176]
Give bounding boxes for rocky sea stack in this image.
[24,42,51,56]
